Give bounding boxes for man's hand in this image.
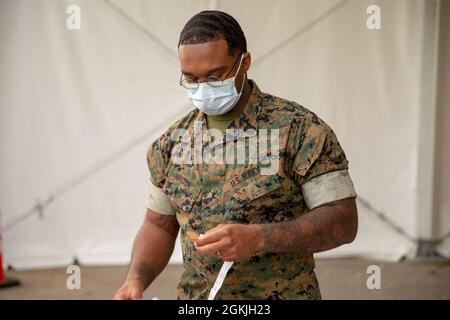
[195,198,357,259]
[113,279,144,300]
[195,223,263,262]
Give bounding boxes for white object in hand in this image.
[208,261,234,300]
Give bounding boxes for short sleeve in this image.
[147,135,171,189]
[291,122,356,209]
[292,122,349,184]
[144,176,175,215]
[145,135,175,215]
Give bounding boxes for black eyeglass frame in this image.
[179,50,244,89]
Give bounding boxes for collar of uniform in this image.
[189,80,263,180]
[194,79,264,147]
[228,79,263,133]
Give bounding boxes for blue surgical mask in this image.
[187,55,245,116]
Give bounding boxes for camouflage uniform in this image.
[147,80,356,300]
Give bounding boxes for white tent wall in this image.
[0,0,447,270]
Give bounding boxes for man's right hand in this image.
[113,210,179,300]
[113,280,144,300]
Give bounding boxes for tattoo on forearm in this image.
[135,263,157,288]
[260,198,357,254]
[126,260,157,289]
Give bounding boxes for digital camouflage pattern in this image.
[147,80,349,300]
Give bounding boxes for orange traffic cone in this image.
[0,209,20,289]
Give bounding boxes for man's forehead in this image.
[178,39,233,65]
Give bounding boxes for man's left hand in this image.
[195,223,263,262]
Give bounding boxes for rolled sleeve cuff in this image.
[301,170,357,210]
[145,181,175,215]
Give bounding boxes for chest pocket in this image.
[225,169,283,223]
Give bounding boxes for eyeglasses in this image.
[179,51,243,90]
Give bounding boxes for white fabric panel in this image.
[221,0,433,260]
[0,0,198,269]
[0,0,445,270]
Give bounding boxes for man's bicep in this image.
[145,209,179,238]
[144,179,178,237]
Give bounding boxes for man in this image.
[114,10,357,300]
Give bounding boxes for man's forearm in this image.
[255,198,357,254]
[125,210,179,289]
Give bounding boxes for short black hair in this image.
[178,10,247,56]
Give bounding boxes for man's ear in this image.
[242,52,251,73]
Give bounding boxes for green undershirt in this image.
[206,80,252,131]
[206,106,243,131]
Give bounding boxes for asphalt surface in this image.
[0,258,449,299]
